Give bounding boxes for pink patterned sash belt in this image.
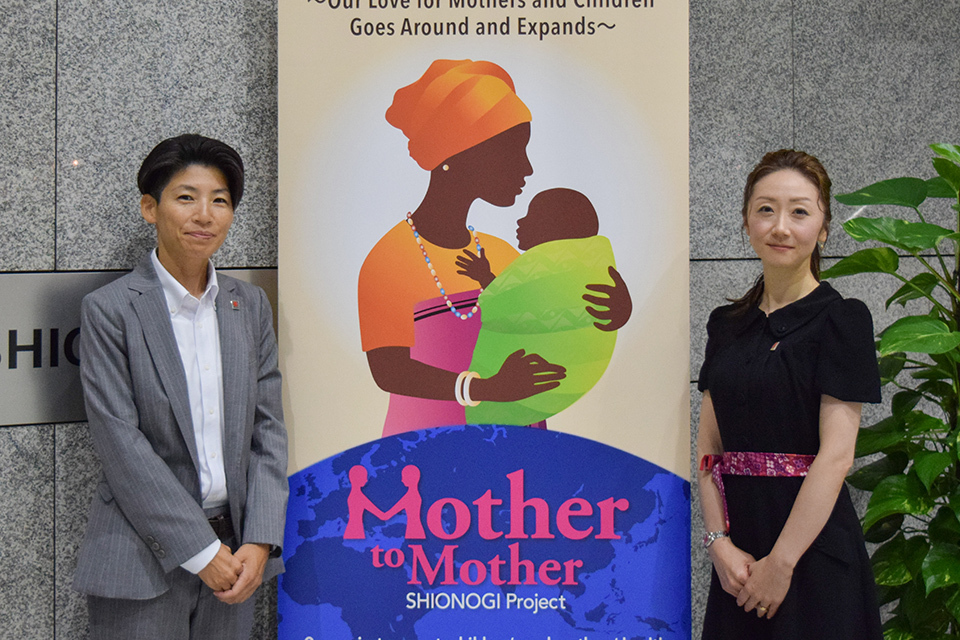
[699,451,816,531]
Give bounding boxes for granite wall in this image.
[1,0,957,637]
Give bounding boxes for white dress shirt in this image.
[151,250,226,574]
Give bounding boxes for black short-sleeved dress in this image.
[698,282,883,640]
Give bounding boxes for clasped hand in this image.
[736,554,793,619]
[197,542,270,605]
[709,539,792,619]
[708,538,754,599]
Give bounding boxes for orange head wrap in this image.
[386,59,532,171]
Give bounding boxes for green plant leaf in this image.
[922,542,960,595]
[873,534,919,586]
[857,414,912,457]
[849,452,909,491]
[898,223,958,251]
[916,380,955,406]
[857,426,908,457]
[905,537,931,575]
[855,413,937,460]
[880,316,960,355]
[948,587,960,626]
[843,217,955,251]
[880,354,908,384]
[926,176,956,199]
[914,450,954,492]
[933,158,960,195]
[931,350,960,373]
[899,572,954,631]
[873,535,930,594]
[910,367,953,381]
[870,414,907,432]
[917,380,957,415]
[905,411,948,435]
[930,507,960,545]
[930,349,960,378]
[910,367,945,381]
[856,431,907,457]
[913,376,958,403]
[864,474,935,530]
[881,624,911,640]
[835,177,928,208]
[864,513,905,544]
[931,143,960,165]
[821,248,899,279]
[891,390,921,417]
[880,619,912,640]
[875,583,903,608]
[886,273,940,309]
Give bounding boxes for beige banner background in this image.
[278,0,690,477]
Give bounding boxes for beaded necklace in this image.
[406,212,483,320]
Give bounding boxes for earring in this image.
[817,240,825,252]
[442,164,450,172]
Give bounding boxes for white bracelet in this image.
[462,371,481,407]
[455,371,470,407]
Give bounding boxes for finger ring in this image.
[757,605,768,613]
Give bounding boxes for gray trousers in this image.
[87,514,257,640]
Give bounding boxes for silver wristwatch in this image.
[702,530,729,548]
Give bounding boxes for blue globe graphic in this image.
[280,425,690,640]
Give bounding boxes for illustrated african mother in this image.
[358,59,631,437]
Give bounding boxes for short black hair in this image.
[137,134,244,207]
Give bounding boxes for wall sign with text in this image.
[0,270,276,427]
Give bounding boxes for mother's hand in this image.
[583,266,632,332]
[472,349,566,402]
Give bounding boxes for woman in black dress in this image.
[696,150,883,639]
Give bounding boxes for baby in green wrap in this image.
[457,188,619,426]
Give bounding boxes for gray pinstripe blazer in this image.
[73,254,288,599]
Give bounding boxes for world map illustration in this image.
[279,425,691,640]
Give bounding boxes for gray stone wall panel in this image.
[690,0,794,261]
[793,0,960,257]
[0,0,56,272]
[55,1,279,271]
[0,425,54,639]
[54,423,100,638]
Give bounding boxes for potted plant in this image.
[822,144,960,638]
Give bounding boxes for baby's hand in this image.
[456,248,495,289]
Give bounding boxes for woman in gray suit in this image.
[74,134,288,639]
